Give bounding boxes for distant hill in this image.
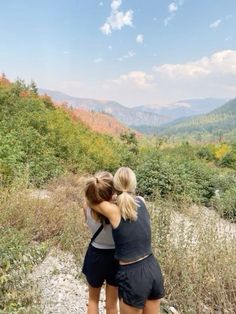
[134,98,227,122]
[156,98,236,142]
[71,108,136,137]
[39,89,168,127]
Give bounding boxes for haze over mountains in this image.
[39,89,228,132]
[135,98,228,121]
[39,89,167,127]
[157,98,236,141]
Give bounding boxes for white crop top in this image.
[86,207,115,249]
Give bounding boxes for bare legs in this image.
[119,298,161,314]
[143,299,161,314]
[119,299,142,314]
[87,285,101,314]
[106,284,118,314]
[87,284,118,314]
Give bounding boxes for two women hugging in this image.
[82,167,165,314]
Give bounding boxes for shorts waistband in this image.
[90,244,116,253]
[119,253,153,269]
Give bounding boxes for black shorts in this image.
[82,244,119,288]
[116,254,165,309]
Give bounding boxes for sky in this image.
[0,0,236,107]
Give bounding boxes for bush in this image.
[136,150,218,205]
[212,185,236,221]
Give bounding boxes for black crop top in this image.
[112,197,152,261]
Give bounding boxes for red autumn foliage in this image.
[72,108,136,137]
[0,74,11,86]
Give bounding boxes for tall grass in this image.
[1,175,235,313]
[151,199,236,313]
[0,174,89,312]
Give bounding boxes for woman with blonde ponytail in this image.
[85,167,165,314]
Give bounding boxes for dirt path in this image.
[30,249,106,314]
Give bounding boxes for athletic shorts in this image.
[116,254,165,309]
[82,244,119,288]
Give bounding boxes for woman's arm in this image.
[89,201,120,228]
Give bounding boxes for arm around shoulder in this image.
[91,201,120,226]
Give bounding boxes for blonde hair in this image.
[113,167,138,221]
[85,171,114,223]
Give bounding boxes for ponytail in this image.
[114,167,138,221]
[116,191,137,221]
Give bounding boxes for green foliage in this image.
[136,147,218,205]
[0,79,123,185]
[157,98,236,141]
[119,131,139,167]
[136,142,235,221]
[212,176,236,221]
[0,228,47,312]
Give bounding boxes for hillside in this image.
[156,98,236,141]
[0,78,129,185]
[39,89,168,127]
[71,108,135,136]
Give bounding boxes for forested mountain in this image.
[134,98,227,121]
[39,89,167,127]
[156,98,236,141]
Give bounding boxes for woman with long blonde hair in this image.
[85,167,165,314]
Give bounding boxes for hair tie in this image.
[95,177,99,183]
[118,189,131,194]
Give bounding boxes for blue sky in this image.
[0,0,236,106]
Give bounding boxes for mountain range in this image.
[135,98,228,120]
[39,89,167,127]
[156,98,236,141]
[39,89,228,134]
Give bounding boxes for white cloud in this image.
[164,1,184,26]
[108,45,113,50]
[100,23,112,35]
[115,71,153,88]
[93,58,103,63]
[111,0,121,11]
[153,50,236,78]
[169,2,178,13]
[153,59,210,78]
[210,19,222,28]
[100,0,133,35]
[99,1,104,6]
[136,34,144,44]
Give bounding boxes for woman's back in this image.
[85,207,115,249]
[112,197,152,262]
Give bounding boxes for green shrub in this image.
[212,185,236,221]
[0,228,47,312]
[136,150,218,205]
